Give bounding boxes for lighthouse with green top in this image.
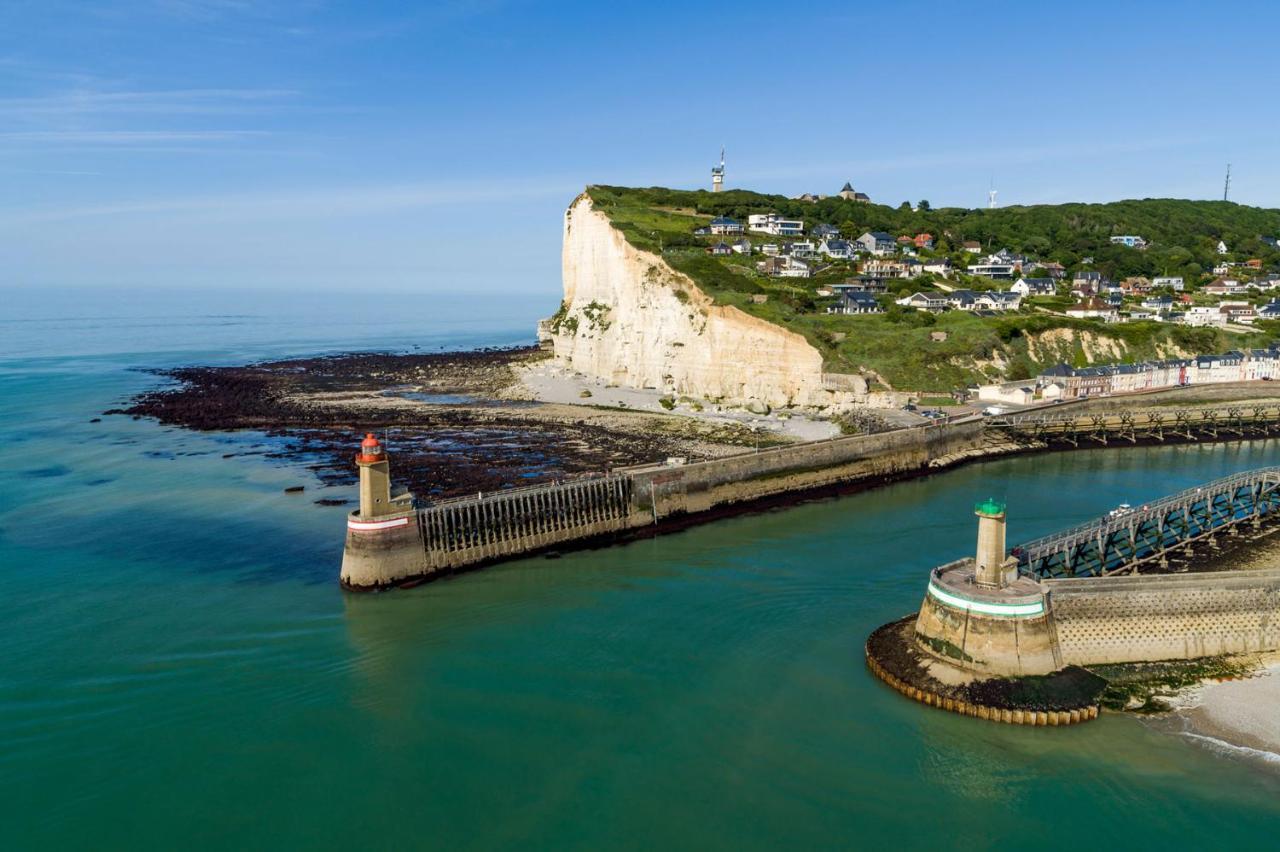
[974,498,1013,588]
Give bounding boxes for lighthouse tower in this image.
[341,432,421,590]
[973,498,1015,588]
[711,147,725,192]
[356,432,393,518]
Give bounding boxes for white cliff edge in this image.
[541,192,867,410]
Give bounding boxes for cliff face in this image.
[544,193,866,409]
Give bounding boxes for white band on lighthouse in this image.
[347,516,410,532]
[927,581,1044,617]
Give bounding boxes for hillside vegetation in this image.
[586,185,1280,391]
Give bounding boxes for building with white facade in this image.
[747,214,805,236]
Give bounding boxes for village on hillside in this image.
[679,155,1280,406]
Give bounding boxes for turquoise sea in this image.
[3,287,1280,850]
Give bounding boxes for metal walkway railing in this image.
[1014,466,1280,579]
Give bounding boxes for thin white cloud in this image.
[0,129,271,145]
[0,88,298,118]
[0,177,574,227]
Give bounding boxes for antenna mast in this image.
[1223,164,1231,202]
[987,178,997,210]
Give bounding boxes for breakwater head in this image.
[868,467,1280,726]
[341,403,1280,590]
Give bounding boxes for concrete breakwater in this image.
[340,418,991,589]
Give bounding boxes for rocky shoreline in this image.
[110,347,798,499]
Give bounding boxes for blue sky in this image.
[2,0,1277,295]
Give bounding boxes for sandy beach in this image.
[1165,661,1280,768]
[510,360,849,441]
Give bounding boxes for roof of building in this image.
[841,182,854,192]
[709,216,739,225]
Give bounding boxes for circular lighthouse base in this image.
[865,616,1104,726]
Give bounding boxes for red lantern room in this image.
[356,432,384,463]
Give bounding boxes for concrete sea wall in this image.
[628,420,985,520]
[1047,569,1280,664]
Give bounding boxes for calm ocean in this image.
[2,287,1279,850]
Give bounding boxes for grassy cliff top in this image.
[583,185,1279,392]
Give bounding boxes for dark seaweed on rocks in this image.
[110,347,686,499]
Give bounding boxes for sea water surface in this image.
[3,287,1280,850]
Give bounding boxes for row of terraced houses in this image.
[977,348,1280,405]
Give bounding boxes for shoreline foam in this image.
[1162,662,1280,768]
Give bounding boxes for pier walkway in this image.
[1014,467,1280,579]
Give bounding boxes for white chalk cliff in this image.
[543,193,866,409]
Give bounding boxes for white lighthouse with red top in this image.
[356,432,393,519]
[341,431,422,590]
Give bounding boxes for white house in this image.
[778,259,812,278]
[1218,240,1229,255]
[1066,297,1118,321]
[1189,352,1245,383]
[895,292,950,312]
[976,382,1035,406]
[731,238,753,254]
[967,261,1017,280]
[1109,235,1147,248]
[1011,277,1055,296]
[975,291,1023,311]
[922,258,952,278]
[748,214,805,236]
[1181,307,1227,327]
[1219,302,1257,324]
[1245,350,1280,380]
[1152,276,1184,291]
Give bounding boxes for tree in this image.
[918,200,931,212]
